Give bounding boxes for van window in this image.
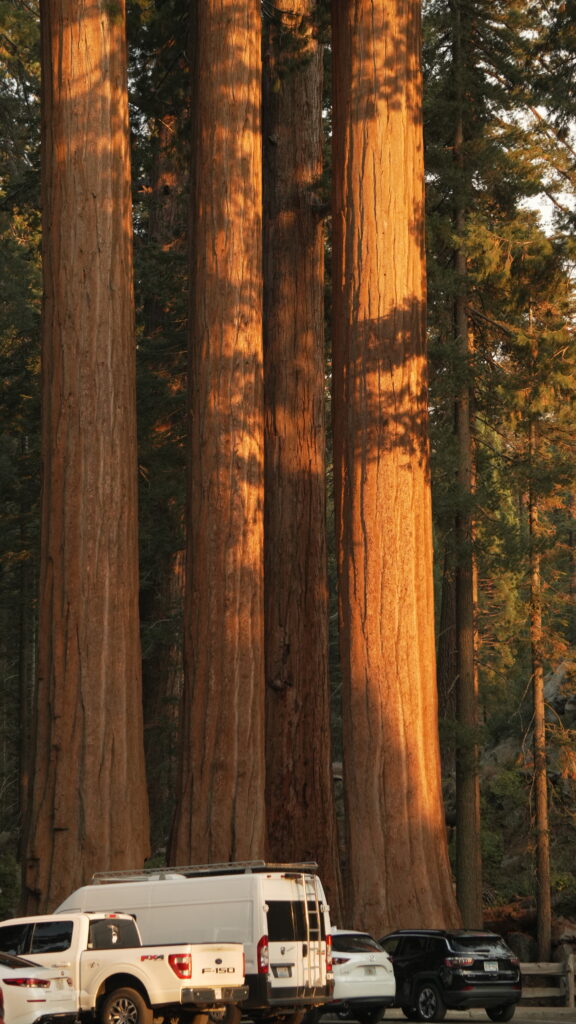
[267,901,326,941]
[0,924,31,956]
[300,900,325,940]
[30,921,73,953]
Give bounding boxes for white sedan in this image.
[0,950,76,1024]
[323,929,396,1024]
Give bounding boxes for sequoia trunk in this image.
[23,0,150,910]
[331,0,460,933]
[169,0,266,863]
[529,423,552,960]
[263,0,343,917]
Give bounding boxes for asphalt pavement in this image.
[376,1012,576,1023]
[323,1011,576,1024]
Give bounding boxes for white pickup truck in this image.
[0,912,248,1024]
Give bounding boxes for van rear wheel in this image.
[101,987,153,1024]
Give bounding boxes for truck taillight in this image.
[257,935,269,974]
[4,979,51,989]
[169,954,192,979]
[326,934,332,972]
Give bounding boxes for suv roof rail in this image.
[91,861,319,884]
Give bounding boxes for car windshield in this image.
[449,934,512,956]
[332,933,383,953]
[0,951,38,969]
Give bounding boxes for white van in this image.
[56,861,333,1020]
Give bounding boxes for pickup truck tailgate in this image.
[192,945,244,982]
[179,944,247,1006]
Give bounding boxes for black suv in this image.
[379,929,522,1022]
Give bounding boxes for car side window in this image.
[0,924,31,956]
[381,937,400,955]
[401,937,426,957]
[30,921,73,953]
[427,938,446,961]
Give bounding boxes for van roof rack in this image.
[91,861,319,884]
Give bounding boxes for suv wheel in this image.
[415,983,446,1023]
[358,1010,385,1024]
[486,1006,516,1022]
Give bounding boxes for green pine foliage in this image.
[424,0,576,911]
[0,0,40,887]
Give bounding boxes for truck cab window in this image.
[89,919,139,949]
[30,921,73,953]
[0,924,31,956]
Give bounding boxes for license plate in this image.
[484,961,498,973]
[276,967,290,978]
[365,966,376,976]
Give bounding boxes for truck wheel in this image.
[101,987,153,1024]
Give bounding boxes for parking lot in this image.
[356,1012,576,1024]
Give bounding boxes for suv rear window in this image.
[332,933,382,953]
[448,935,512,956]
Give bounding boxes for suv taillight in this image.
[257,935,269,974]
[444,957,474,968]
[169,953,192,979]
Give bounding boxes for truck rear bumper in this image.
[181,986,249,1006]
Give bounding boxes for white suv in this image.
[320,929,396,1024]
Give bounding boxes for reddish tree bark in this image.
[529,423,552,961]
[140,114,187,854]
[262,0,343,918]
[452,1,483,926]
[332,0,461,934]
[169,0,266,863]
[23,0,150,911]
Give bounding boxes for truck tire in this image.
[100,987,153,1024]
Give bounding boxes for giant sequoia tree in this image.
[262,0,342,916]
[22,0,150,910]
[169,0,267,863]
[331,0,461,932]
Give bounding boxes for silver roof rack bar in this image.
[91,861,319,884]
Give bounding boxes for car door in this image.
[264,874,327,994]
[25,921,80,1016]
[384,936,429,1006]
